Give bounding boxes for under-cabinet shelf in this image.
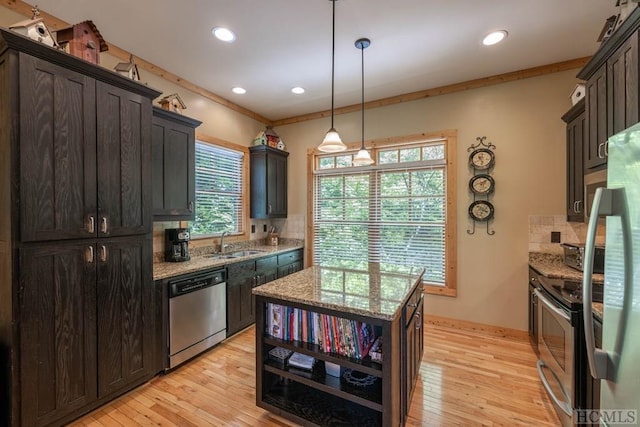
[263,336,383,377]
[264,359,383,411]
[261,375,382,427]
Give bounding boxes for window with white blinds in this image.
[191,141,245,237]
[313,139,452,289]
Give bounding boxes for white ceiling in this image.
[29,0,616,121]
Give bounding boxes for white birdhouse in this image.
[10,17,57,48]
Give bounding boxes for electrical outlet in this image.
[551,231,561,243]
[251,224,255,233]
[263,224,267,232]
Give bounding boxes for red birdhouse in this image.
[56,20,108,65]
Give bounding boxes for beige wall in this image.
[277,70,580,331]
[1,6,582,331]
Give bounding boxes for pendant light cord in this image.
[361,39,365,150]
[330,0,336,129]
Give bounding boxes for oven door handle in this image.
[534,288,570,322]
[536,360,573,417]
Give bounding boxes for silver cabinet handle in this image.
[604,141,609,157]
[268,204,272,214]
[573,200,582,214]
[597,142,605,159]
[536,360,573,416]
[415,311,422,330]
[583,187,628,380]
[100,216,108,234]
[99,245,107,262]
[86,246,94,263]
[188,201,194,212]
[87,216,95,233]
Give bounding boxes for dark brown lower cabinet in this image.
[227,260,258,337]
[96,236,155,398]
[227,251,303,338]
[19,242,98,427]
[18,235,154,426]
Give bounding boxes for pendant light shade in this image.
[318,0,347,153]
[352,37,374,166]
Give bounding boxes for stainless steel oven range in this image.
[535,276,603,426]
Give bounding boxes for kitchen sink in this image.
[230,250,264,257]
[203,250,265,260]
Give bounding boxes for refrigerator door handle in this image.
[583,187,630,380]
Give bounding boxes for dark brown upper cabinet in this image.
[562,99,585,222]
[250,145,289,219]
[578,8,640,172]
[18,53,154,242]
[151,107,201,221]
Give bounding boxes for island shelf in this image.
[254,265,424,427]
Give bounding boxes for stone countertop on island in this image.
[252,264,425,321]
[153,242,303,281]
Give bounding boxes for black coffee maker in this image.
[165,228,190,262]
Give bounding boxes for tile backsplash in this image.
[528,215,605,254]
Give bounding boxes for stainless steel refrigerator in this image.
[583,122,640,425]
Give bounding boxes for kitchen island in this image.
[253,264,425,427]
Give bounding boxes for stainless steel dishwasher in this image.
[168,268,226,369]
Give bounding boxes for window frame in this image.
[307,130,458,297]
[190,133,250,242]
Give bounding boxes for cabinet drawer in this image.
[404,285,423,326]
[277,250,302,266]
[227,260,256,278]
[256,255,278,271]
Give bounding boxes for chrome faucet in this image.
[220,231,230,253]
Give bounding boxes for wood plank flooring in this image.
[70,324,560,426]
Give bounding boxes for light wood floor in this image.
[70,324,560,426]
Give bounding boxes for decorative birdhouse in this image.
[159,93,187,114]
[114,54,141,81]
[56,20,108,65]
[253,131,267,146]
[9,6,57,48]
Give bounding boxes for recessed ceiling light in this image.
[291,87,305,94]
[482,30,508,46]
[232,87,246,94]
[212,27,236,42]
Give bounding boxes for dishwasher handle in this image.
[169,269,226,298]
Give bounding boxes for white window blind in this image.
[313,142,447,286]
[192,142,244,236]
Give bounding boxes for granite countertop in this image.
[529,252,605,322]
[252,264,425,321]
[153,242,303,280]
[528,252,604,283]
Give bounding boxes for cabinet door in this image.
[96,81,152,237]
[266,151,287,217]
[566,110,585,222]
[96,235,154,397]
[19,53,97,242]
[227,275,255,336]
[151,111,196,220]
[585,66,608,170]
[19,242,97,427]
[404,298,423,415]
[250,146,288,219]
[608,31,639,137]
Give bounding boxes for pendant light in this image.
[318,0,347,153]
[352,38,374,166]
